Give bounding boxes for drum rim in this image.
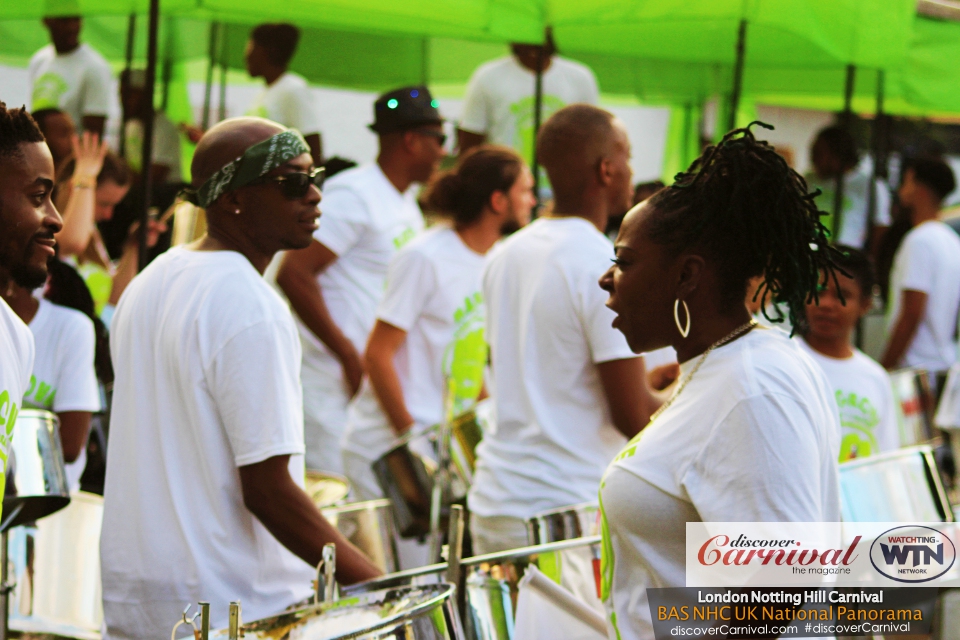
[529,502,599,520]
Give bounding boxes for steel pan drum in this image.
[373,437,437,538]
[306,471,351,508]
[3,409,69,529]
[839,444,952,522]
[527,503,599,546]
[7,491,104,639]
[890,368,936,446]
[211,583,463,640]
[322,499,400,574]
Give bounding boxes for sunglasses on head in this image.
[251,167,325,199]
[415,129,447,146]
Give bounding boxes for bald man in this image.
[100,117,380,639]
[468,104,657,553]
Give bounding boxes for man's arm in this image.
[881,289,928,370]
[239,455,382,584]
[364,321,414,435]
[277,241,364,396]
[457,129,486,156]
[57,411,91,463]
[597,357,660,439]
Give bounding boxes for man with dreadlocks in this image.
[599,123,842,640]
[0,102,64,521]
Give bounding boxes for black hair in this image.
[813,125,859,171]
[57,151,131,189]
[830,244,875,298]
[29,107,66,133]
[322,156,358,180]
[424,145,524,226]
[0,102,45,163]
[251,23,300,67]
[903,156,956,202]
[44,258,114,385]
[646,122,841,333]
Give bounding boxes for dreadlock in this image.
[0,102,45,162]
[645,122,841,334]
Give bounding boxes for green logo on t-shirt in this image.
[393,227,416,250]
[24,375,57,411]
[32,72,69,110]
[836,389,880,461]
[510,94,565,166]
[444,292,486,415]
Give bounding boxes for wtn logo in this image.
[870,526,956,583]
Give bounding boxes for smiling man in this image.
[100,117,380,639]
[0,102,64,518]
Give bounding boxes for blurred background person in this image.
[119,68,183,188]
[31,107,75,174]
[246,23,323,166]
[29,16,111,138]
[277,86,444,475]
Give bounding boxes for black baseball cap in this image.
[369,85,444,135]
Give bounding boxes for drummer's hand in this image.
[339,346,365,398]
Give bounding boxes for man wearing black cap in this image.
[278,86,446,475]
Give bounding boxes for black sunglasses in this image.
[415,129,447,146]
[252,167,325,199]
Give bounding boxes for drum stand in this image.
[0,503,25,640]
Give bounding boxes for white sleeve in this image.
[51,315,101,413]
[283,85,322,137]
[312,186,368,257]
[579,65,600,104]
[578,266,636,364]
[873,178,892,226]
[898,234,937,294]
[81,56,112,117]
[459,68,490,136]
[208,321,304,466]
[875,373,900,453]
[685,394,836,522]
[377,248,436,332]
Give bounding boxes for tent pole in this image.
[727,18,747,132]
[531,37,545,213]
[137,0,160,272]
[202,22,218,131]
[832,64,856,242]
[119,14,137,157]
[218,26,228,122]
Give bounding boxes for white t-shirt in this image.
[796,337,898,461]
[28,43,112,129]
[123,113,182,183]
[468,217,637,520]
[599,328,841,640]
[343,226,487,460]
[807,169,892,248]
[0,298,35,507]
[460,56,599,164]
[247,72,322,137]
[101,247,313,639]
[24,298,100,492]
[885,220,960,372]
[298,163,424,378]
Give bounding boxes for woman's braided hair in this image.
[646,122,841,333]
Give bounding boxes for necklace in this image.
[645,318,759,427]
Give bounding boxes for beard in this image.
[500,218,522,236]
[9,261,48,290]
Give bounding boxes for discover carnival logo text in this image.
[685,522,960,587]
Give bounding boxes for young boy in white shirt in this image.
[798,245,898,460]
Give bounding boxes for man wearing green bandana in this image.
[101,117,381,639]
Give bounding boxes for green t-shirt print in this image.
[0,389,21,514]
[836,389,881,461]
[23,375,57,411]
[443,291,487,416]
[32,72,69,111]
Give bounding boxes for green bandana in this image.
[188,129,310,208]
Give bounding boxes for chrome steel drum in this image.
[449,402,487,487]
[3,409,69,529]
[322,499,400,574]
[306,471,351,508]
[7,491,103,640]
[527,503,599,545]
[890,368,936,446]
[372,437,437,538]
[839,444,953,522]
[211,584,463,640]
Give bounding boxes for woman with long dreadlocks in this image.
[597,124,843,639]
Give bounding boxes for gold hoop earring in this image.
[674,299,691,338]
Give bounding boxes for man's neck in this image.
[54,43,80,56]
[549,198,609,233]
[803,333,854,360]
[0,284,40,325]
[193,226,271,275]
[456,216,502,255]
[377,155,414,194]
[911,200,940,225]
[263,67,286,86]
